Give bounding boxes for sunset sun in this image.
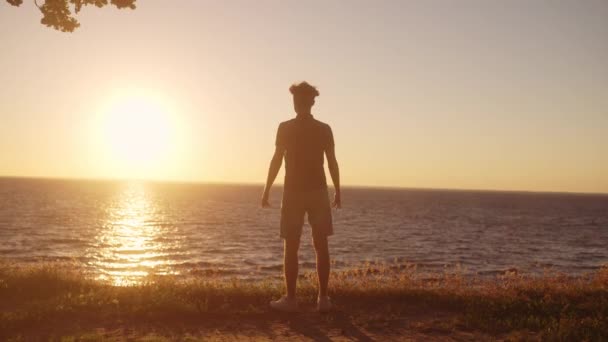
[97,93,179,177]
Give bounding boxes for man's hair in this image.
[289,81,319,98]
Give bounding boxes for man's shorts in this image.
[280,187,333,240]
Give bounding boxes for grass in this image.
[1,261,607,341]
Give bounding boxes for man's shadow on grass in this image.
[276,311,374,342]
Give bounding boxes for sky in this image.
[1,0,607,193]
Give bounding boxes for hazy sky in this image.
[1,0,607,193]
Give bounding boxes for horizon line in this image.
[1,175,607,197]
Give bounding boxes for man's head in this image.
[290,81,319,116]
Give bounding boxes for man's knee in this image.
[312,234,329,254]
[284,238,300,256]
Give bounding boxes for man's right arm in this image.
[326,145,341,208]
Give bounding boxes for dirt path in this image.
[13,305,525,341]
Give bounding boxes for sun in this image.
[98,94,177,177]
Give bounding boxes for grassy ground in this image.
[0,262,607,341]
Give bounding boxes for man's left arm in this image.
[261,146,285,207]
[262,123,286,207]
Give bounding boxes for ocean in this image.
[1,178,607,284]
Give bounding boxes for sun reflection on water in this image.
[91,183,179,285]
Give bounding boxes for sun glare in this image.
[97,93,180,178]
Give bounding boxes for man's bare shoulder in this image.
[278,118,297,129]
[313,118,332,131]
[279,117,331,131]
[280,118,297,125]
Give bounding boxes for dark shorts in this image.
[280,187,333,240]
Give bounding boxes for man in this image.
[261,81,341,313]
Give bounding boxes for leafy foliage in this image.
[5,0,136,32]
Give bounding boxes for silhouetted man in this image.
[262,81,341,313]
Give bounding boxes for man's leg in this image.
[270,237,301,312]
[284,237,300,299]
[312,234,330,297]
[308,188,333,299]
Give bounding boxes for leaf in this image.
[8,0,137,32]
[111,0,135,10]
[6,0,23,6]
[40,0,80,32]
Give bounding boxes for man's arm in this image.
[326,146,341,208]
[261,146,285,207]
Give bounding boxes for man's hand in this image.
[261,192,271,208]
[332,192,342,209]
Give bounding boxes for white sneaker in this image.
[270,296,298,312]
[317,296,332,313]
